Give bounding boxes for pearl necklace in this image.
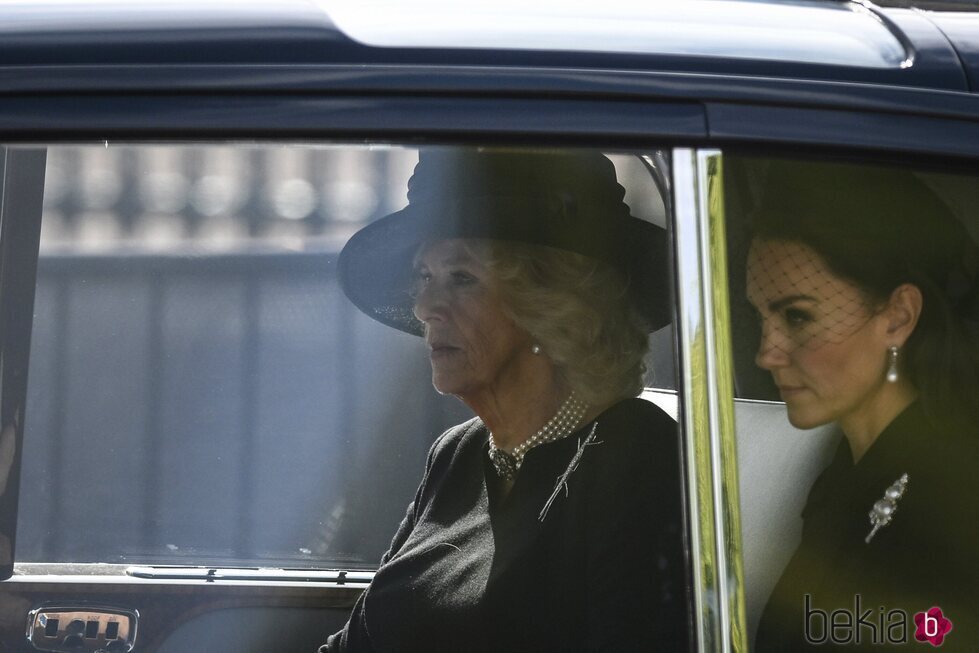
[487,392,589,481]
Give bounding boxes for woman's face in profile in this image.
[746,238,894,430]
[411,239,534,400]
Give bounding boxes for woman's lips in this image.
[430,345,459,359]
[778,385,806,399]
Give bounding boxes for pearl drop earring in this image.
[531,343,542,355]
[886,345,899,383]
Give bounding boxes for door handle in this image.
[26,606,137,652]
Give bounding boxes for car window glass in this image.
[15,143,677,568]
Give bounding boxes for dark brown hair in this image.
[749,158,979,427]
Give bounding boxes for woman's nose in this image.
[755,321,790,370]
[412,279,448,324]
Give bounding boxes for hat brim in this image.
[338,197,672,335]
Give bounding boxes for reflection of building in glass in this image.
[40,146,419,253]
[39,147,668,254]
[21,144,677,568]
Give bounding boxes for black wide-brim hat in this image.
[338,148,671,335]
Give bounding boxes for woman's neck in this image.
[840,380,918,463]
[466,380,569,451]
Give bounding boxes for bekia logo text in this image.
[805,595,953,646]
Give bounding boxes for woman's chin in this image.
[431,379,457,396]
[785,407,831,431]
[430,373,472,399]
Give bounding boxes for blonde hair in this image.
[467,240,649,407]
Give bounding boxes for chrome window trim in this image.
[672,148,747,652]
[9,563,375,589]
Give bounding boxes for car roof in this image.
[0,0,976,92]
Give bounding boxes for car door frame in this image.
[1,65,979,652]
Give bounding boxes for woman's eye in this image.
[783,307,812,327]
[450,270,476,285]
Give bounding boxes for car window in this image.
[724,155,979,648]
[13,143,678,570]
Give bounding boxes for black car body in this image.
[0,1,977,651]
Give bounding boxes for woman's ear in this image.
[884,283,923,345]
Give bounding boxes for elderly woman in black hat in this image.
[319,148,689,653]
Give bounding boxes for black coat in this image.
[321,398,691,653]
[755,401,979,651]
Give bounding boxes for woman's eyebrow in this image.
[412,253,475,272]
[441,254,474,266]
[769,295,816,311]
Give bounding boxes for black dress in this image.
[755,402,979,651]
[320,398,690,652]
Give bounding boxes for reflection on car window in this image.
[18,144,677,570]
[725,156,979,648]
